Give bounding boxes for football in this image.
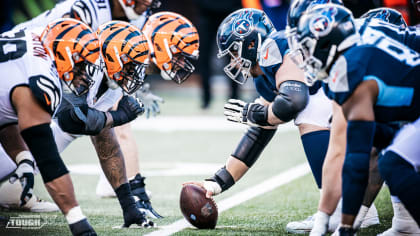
[180,184,218,229]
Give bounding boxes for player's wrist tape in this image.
[20,123,69,183]
[15,151,34,167]
[206,167,235,192]
[271,80,309,122]
[232,126,276,167]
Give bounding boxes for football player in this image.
[0,19,99,235]
[185,6,378,234]
[293,4,420,235]
[2,0,163,217]
[290,6,420,236]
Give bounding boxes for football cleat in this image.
[130,174,162,219]
[378,202,420,236]
[0,180,59,212]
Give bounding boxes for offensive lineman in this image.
[292,4,420,235]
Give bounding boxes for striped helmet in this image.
[143,11,199,84]
[41,18,100,96]
[97,21,149,94]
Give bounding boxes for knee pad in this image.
[21,123,68,183]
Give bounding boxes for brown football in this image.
[180,184,218,229]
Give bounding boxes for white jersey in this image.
[0,29,62,126]
[13,0,112,32]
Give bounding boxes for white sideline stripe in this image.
[131,116,296,132]
[144,163,311,236]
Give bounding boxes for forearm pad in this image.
[20,123,68,183]
[57,105,107,135]
[271,80,309,122]
[206,167,235,192]
[232,126,276,167]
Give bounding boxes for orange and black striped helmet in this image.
[97,21,149,94]
[143,11,199,84]
[41,18,100,96]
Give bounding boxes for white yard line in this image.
[131,116,296,132]
[144,163,311,236]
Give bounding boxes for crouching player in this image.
[292,4,420,235]
[0,19,99,235]
[50,20,154,228]
[186,7,378,233]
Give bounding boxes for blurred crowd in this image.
[0,0,419,109]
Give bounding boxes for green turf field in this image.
[0,91,394,235]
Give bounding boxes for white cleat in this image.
[96,171,116,198]
[361,203,380,228]
[286,214,315,234]
[0,181,59,212]
[95,172,152,198]
[378,202,420,236]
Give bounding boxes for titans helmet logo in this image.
[309,6,337,37]
[233,19,251,36]
[374,9,391,22]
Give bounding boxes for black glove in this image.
[110,96,144,127]
[224,99,273,127]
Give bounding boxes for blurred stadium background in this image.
[0,0,419,235]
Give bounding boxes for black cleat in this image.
[122,206,154,228]
[130,174,163,219]
[339,226,356,236]
[69,219,97,236]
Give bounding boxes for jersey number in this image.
[363,28,420,66]
[0,31,27,62]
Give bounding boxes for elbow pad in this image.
[232,126,276,167]
[57,105,107,135]
[271,80,309,122]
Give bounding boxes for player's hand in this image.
[122,207,154,228]
[110,96,144,127]
[224,99,275,128]
[135,83,164,119]
[9,157,35,206]
[183,181,221,199]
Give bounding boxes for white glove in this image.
[224,99,275,128]
[135,83,164,118]
[9,151,35,206]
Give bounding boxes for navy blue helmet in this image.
[285,0,343,70]
[216,8,275,84]
[295,4,358,83]
[360,7,407,28]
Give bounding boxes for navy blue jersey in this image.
[323,33,420,123]
[254,31,289,102]
[357,18,420,53]
[255,30,321,101]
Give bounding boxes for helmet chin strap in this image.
[118,0,141,20]
[160,70,172,81]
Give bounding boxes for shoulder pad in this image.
[28,75,61,115]
[258,37,282,67]
[327,56,349,94]
[70,0,94,28]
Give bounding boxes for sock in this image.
[301,130,330,188]
[66,206,86,224]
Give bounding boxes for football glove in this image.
[135,83,164,119]
[110,95,144,127]
[9,152,35,206]
[224,99,274,128]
